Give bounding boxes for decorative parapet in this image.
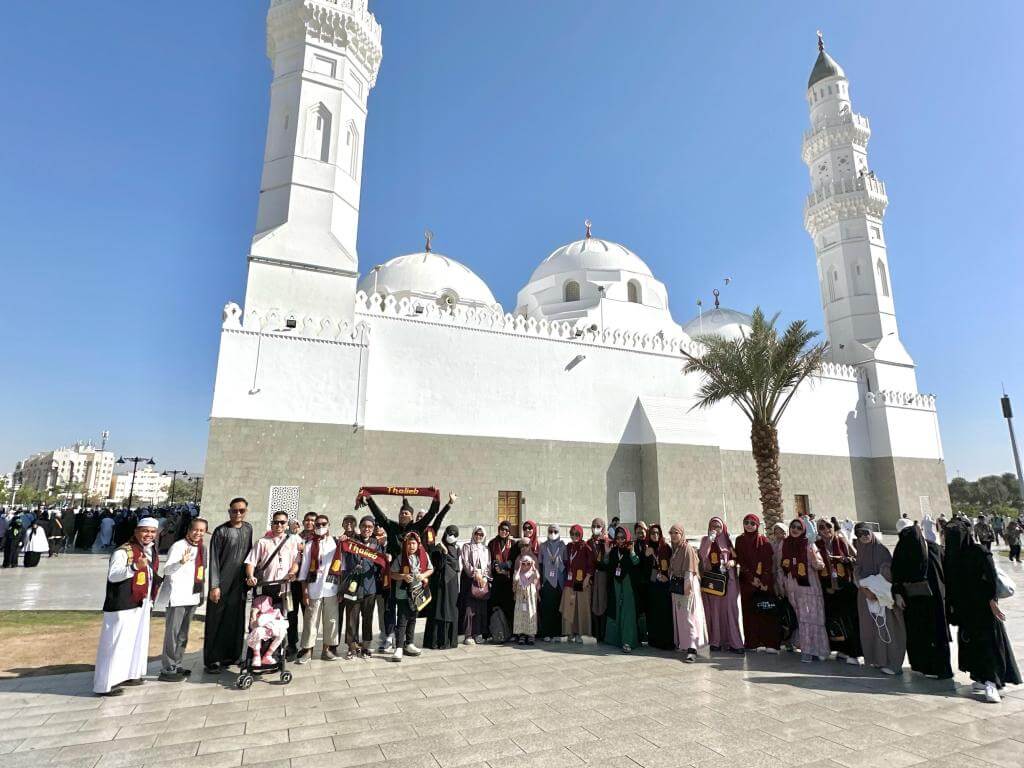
[804,173,888,233]
[816,361,862,381]
[268,0,383,85]
[221,302,368,345]
[801,112,871,163]
[865,389,937,411]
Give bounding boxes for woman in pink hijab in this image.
[698,517,744,653]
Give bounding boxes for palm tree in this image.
[681,308,828,527]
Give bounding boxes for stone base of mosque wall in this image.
[201,417,950,534]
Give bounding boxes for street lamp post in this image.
[116,456,156,510]
[191,475,203,504]
[163,469,188,505]
[1001,393,1024,505]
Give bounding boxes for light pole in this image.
[116,456,155,510]
[1001,393,1024,505]
[163,469,188,505]
[191,475,203,504]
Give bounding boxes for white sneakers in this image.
[463,636,475,645]
[404,643,421,656]
[391,647,403,662]
[983,682,1001,703]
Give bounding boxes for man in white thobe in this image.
[93,517,159,696]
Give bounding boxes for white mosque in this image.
[202,1,950,532]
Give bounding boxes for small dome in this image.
[358,252,497,308]
[529,237,653,283]
[681,307,753,342]
[808,48,845,89]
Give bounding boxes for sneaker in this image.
[755,646,766,653]
[391,647,403,663]
[158,670,185,683]
[320,648,337,661]
[345,648,355,660]
[984,682,1001,703]
[557,636,568,643]
[845,656,861,666]
[801,653,813,663]
[526,637,535,646]
[377,635,387,652]
[880,667,897,676]
[463,636,475,645]
[685,650,696,664]
[972,681,986,693]
[383,634,396,653]
[360,646,373,659]
[404,643,421,657]
[542,636,552,642]
[622,644,632,654]
[296,650,311,665]
[474,634,485,644]
[177,667,193,677]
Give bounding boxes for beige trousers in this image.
[300,596,340,651]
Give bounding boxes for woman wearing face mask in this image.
[560,524,593,643]
[735,514,781,653]
[589,519,610,641]
[816,518,862,664]
[459,526,490,644]
[604,527,640,653]
[632,522,651,646]
[780,518,829,662]
[699,517,744,653]
[644,524,674,651]
[538,525,567,642]
[852,523,906,676]
[668,523,706,662]
[422,524,460,650]
[513,520,539,572]
[487,521,515,642]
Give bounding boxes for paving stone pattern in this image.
[2,553,1023,768]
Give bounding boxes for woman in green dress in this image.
[603,526,640,653]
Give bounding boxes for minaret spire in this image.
[817,30,824,52]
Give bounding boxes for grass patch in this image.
[0,610,205,679]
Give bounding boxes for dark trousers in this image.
[384,585,397,635]
[286,581,303,652]
[23,551,41,568]
[994,532,1002,546]
[396,599,417,647]
[1010,544,1021,562]
[344,595,375,646]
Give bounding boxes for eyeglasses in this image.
[743,521,757,526]
[272,519,288,526]
[229,508,246,514]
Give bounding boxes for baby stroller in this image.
[236,580,293,689]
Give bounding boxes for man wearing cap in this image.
[93,517,160,696]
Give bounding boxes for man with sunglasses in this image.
[203,497,253,674]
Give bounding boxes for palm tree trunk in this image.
[750,420,784,527]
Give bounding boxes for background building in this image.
[14,443,116,501]
[109,467,171,506]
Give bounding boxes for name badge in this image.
[575,569,584,581]
[614,566,622,578]
[347,581,357,593]
[135,571,147,586]
[330,560,340,573]
[660,559,668,572]
[548,570,556,580]
[196,566,204,580]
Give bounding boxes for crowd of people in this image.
[29,494,1017,705]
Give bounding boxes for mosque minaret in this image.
[803,33,916,394]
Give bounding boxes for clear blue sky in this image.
[1,2,1021,481]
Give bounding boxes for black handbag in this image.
[826,617,848,643]
[777,596,798,640]
[700,571,727,597]
[902,580,932,598]
[669,576,686,595]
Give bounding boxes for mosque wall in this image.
[202,417,950,535]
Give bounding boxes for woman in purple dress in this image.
[698,517,744,653]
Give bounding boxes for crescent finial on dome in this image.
[584,219,592,239]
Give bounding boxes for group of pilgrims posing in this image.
[91,493,1020,706]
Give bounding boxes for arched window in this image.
[827,270,837,302]
[563,280,580,302]
[345,121,359,178]
[627,280,641,304]
[305,103,332,163]
[876,259,890,297]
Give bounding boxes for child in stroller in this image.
[236,589,293,688]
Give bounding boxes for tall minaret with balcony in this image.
[802,34,917,393]
[243,0,383,328]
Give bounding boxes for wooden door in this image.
[497,491,521,531]
[794,494,809,518]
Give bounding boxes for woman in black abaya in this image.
[891,523,952,679]
[943,519,1020,703]
[423,524,460,649]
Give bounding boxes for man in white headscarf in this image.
[93,517,160,696]
[895,512,912,533]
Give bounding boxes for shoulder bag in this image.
[700,570,727,597]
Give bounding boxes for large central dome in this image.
[357,251,498,308]
[529,237,654,283]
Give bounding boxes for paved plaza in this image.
[1,548,1023,768]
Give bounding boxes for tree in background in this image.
[949,473,1023,517]
[682,308,827,527]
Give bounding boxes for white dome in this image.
[529,237,653,283]
[680,307,753,341]
[358,252,497,308]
